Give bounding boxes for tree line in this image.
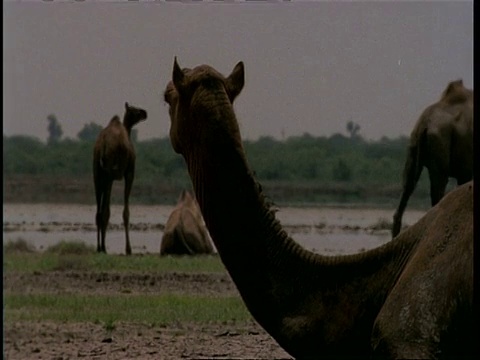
[3,128,431,206]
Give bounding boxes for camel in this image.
[93,102,147,255]
[392,80,473,238]
[163,59,473,359]
[160,189,214,255]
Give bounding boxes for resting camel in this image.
[93,102,147,255]
[163,59,473,359]
[392,80,473,238]
[160,189,214,255]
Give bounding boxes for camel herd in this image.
[92,59,473,359]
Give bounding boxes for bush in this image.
[3,238,36,254]
[45,241,95,255]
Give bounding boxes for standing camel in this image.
[160,189,214,255]
[392,80,473,237]
[163,59,473,359]
[93,102,147,255]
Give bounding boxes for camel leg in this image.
[94,170,105,253]
[123,171,134,256]
[428,169,448,206]
[392,150,423,238]
[99,180,113,253]
[392,194,409,238]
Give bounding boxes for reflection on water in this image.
[3,203,425,255]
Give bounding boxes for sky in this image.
[3,0,473,142]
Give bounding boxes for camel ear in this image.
[172,57,185,94]
[225,61,245,102]
[125,102,129,110]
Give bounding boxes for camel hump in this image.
[441,79,472,105]
[183,190,196,206]
[180,207,202,232]
[103,116,128,140]
[176,190,197,209]
[177,189,189,203]
[179,209,213,253]
[108,115,122,126]
[161,190,213,256]
[161,211,202,255]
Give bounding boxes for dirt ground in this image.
[3,204,426,359]
[3,270,293,360]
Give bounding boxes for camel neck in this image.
[184,137,418,355]
[122,116,134,137]
[187,143,286,323]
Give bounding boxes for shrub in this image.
[45,241,95,255]
[3,238,36,254]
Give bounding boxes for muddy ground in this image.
[3,270,292,360]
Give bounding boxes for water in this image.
[3,203,425,255]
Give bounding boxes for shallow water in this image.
[3,203,425,255]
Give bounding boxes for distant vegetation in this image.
[3,131,431,207]
[3,240,224,273]
[3,246,243,326]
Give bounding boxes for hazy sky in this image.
[3,0,473,142]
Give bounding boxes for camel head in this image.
[164,57,245,155]
[123,102,148,130]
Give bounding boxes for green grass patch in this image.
[45,240,96,255]
[4,293,250,326]
[3,251,226,273]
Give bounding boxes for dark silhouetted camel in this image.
[392,79,473,238]
[160,189,214,255]
[93,102,147,255]
[163,59,473,359]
